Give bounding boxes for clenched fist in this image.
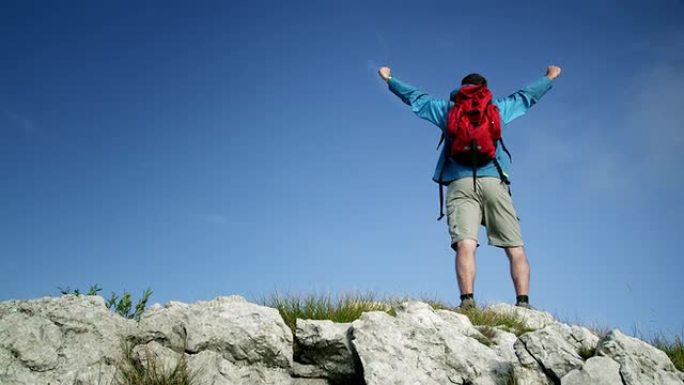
[378,66,391,82]
[546,65,561,80]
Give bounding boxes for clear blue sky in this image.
[2,0,682,338]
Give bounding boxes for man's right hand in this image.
[378,66,391,82]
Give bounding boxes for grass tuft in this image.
[262,292,394,332]
[263,292,536,338]
[578,346,596,360]
[651,335,684,372]
[456,307,535,336]
[113,342,196,385]
[477,326,499,343]
[472,332,494,347]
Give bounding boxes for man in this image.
[378,65,561,309]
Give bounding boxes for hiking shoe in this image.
[457,298,476,310]
[515,301,534,310]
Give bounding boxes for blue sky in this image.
[1,0,683,338]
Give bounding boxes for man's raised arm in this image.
[378,66,448,129]
[497,65,562,124]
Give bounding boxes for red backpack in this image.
[446,84,502,168]
[436,84,510,219]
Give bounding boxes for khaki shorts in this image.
[446,177,524,249]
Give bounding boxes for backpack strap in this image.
[437,155,448,220]
[499,138,512,162]
[492,157,511,186]
[438,183,445,220]
[437,102,452,220]
[494,139,512,188]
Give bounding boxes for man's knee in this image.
[505,246,527,260]
[455,239,478,255]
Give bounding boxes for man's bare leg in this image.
[455,239,478,296]
[504,246,530,297]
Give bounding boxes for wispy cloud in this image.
[518,57,684,206]
[1,107,38,134]
[585,62,684,198]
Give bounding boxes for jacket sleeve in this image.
[388,77,449,129]
[496,76,553,125]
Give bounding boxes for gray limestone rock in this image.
[513,365,555,385]
[351,301,513,385]
[597,329,683,385]
[138,295,293,370]
[515,323,586,381]
[2,295,681,385]
[478,326,552,385]
[477,326,518,362]
[187,349,295,385]
[293,379,332,385]
[293,362,330,379]
[0,295,133,385]
[561,356,622,385]
[132,340,185,375]
[567,324,600,353]
[294,319,358,382]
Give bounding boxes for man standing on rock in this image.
[378,65,561,309]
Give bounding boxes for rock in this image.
[293,362,330,378]
[477,326,518,362]
[138,295,293,369]
[132,340,185,375]
[476,326,553,385]
[475,325,553,385]
[293,379,331,385]
[351,301,512,385]
[513,365,555,385]
[567,325,600,353]
[561,356,622,385]
[0,312,62,371]
[187,350,295,385]
[597,329,684,385]
[2,296,681,385]
[515,323,586,381]
[294,319,359,382]
[0,295,133,385]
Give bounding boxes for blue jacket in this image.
[388,76,553,184]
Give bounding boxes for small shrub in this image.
[58,284,152,322]
[106,288,153,322]
[58,284,102,297]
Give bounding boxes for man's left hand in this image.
[546,65,561,80]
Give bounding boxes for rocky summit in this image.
[1,295,682,385]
